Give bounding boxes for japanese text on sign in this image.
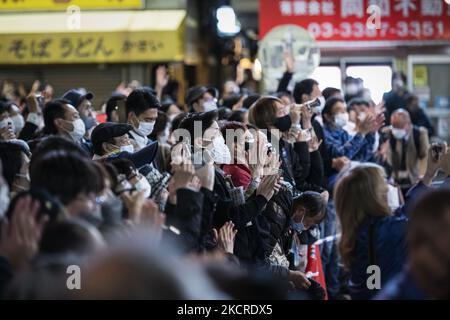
[260,0,450,42]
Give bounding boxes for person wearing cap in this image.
[125,88,160,151]
[91,122,158,170]
[185,86,218,113]
[62,89,97,135]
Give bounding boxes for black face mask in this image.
[274,114,292,132]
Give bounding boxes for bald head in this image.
[391,109,412,130]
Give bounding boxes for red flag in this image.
[305,244,328,300]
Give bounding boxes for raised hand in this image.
[0,196,48,270]
[256,174,281,202]
[213,221,237,254]
[0,126,16,141]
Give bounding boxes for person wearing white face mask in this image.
[384,109,429,195]
[90,122,159,171]
[322,97,383,169]
[126,88,159,151]
[185,86,219,113]
[382,72,410,125]
[42,100,89,150]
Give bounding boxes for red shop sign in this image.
[259,0,450,45]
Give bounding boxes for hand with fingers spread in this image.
[170,142,192,167]
[256,174,281,202]
[374,101,386,116]
[356,113,376,135]
[213,221,238,254]
[0,196,48,270]
[371,112,385,133]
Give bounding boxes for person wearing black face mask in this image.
[273,114,292,132]
[248,96,325,195]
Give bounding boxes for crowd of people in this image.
[0,64,449,300]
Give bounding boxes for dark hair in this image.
[220,121,247,139]
[170,112,187,133]
[30,151,103,205]
[242,94,261,109]
[0,99,10,114]
[6,189,64,223]
[228,109,248,123]
[217,107,232,120]
[106,94,126,122]
[39,219,101,256]
[178,111,218,146]
[322,97,345,126]
[293,191,326,221]
[408,189,450,299]
[43,99,70,135]
[125,88,160,118]
[275,91,293,103]
[149,111,168,141]
[0,142,24,188]
[293,79,319,103]
[347,98,370,111]
[110,158,136,179]
[405,93,418,106]
[160,101,181,114]
[102,162,119,191]
[30,136,89,173]
[322,87,341,101]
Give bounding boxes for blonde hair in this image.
[334,163,391,267]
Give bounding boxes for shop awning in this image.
[0,10,186,64]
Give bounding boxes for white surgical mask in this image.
[209,136,231,164]
[134,176,151,198]
[0,183,10,218]
[387,184,400,211]
[119,144,134,153]
[334,113,349,128]
[313,96,326,114]
[346,83,359,95]
[137,121,155,137]
[392,128,407,140]
[68,118,86,142]
[11,114,24,134]
[358,112,367,121]
[203,100,217,112]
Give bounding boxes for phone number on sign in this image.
[308,21,445,39]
